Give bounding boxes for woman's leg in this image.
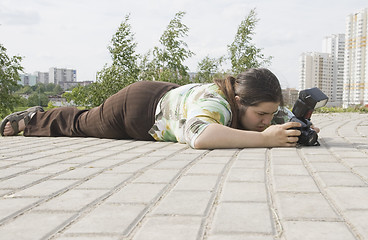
[24,81,178,139]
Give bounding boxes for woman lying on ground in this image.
[1,68,318,149]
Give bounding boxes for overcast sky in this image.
[1,0,367,88]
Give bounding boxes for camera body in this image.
[290,116,318,146]
[290,87,328,146]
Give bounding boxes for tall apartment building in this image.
[299,52,334,105]
[19,73,37,86]
[322,34,345,105]
[49,67,77,85]
[343,8,368,107]
[35,71,49,84]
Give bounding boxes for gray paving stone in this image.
[0,211,73,240]
[210,202,273,234]
[282,221,356,240]
[226,168,265,182]
[132,168,181,183]
[133,216,203,240]
[275,192,339,220]
[151,190,212,216]
[272,164,310,176]
[316,171,366,187]
[0,173,49,189]
[272,175,320,192]
[173,175,219,191]
[0,197,40,221]
[75,173,132,189]
[62,203,146,236]
[104,183,166,204]
[220,182,267,202]
[185,163,226,175]
[206,235,274,240]
[325,186,368,210]
[344,210,368,239]
[12,179,78,197]
[33,189,108,211]
[0,113,367,239]
[309,162,351,172]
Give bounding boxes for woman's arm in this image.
[193,122,302,149]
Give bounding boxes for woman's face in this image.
[236,99,280,131]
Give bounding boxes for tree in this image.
[96,14,140,101]
[228,9,272,75]
[68,14,141,107]
[63,82,102,107]
[0,44,23,118]
[27,92,49,107]
[149,11,194,85]
[194,56,226,83]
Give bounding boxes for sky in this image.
[0,0,367,89]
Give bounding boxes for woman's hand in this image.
[311,124,320,133]
[261,122,302,147]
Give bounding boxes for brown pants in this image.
[24,81,179,140]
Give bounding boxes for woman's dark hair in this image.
[214,68,283,128]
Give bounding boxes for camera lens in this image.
[299,128,318,146]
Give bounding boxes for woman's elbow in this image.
[193,139,206,149]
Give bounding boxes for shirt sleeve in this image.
[183,94,232,148]
[271,106,295,124]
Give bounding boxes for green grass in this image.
[315,106,368,113]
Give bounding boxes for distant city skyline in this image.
[1,0,367,89]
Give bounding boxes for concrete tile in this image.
[326,186,368,210]
[316,171,366,187]
[186,163,225,175]
[309,162,350,172]
[227,168,264,182]
[76,173,132,189]
[133,169,180,183]
[220,182,267,202]
[0,173,49,189]
[206,234,274,240]
[231,160,265,169]
[173,175,218,191]
[272,164,310,176]
[273,175,320,192]
[12,179,77,197]
[152,190,212,216]
[133,216,202,240]
[283,221,356,240]
[344,210,368,239]
[34,189,108,211]
[0,212,73,240]
[275,192,339,220]
[105,183,166,204]
[63,203,146,235]
[210,202,273,234]
[0,198,40,220]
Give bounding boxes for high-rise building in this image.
[282,88,299,107]
[19,73,37,86]
[49,67,77,85]
[299,52,334,105]
[343,8,368,107]
[35,71,49,84]
[322,34,345,106]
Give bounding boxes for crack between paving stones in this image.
[265,148,285,240]
[200,149,241,240]
[296,148,364,240]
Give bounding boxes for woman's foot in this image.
[0,106,44,136]
[3,119,25,136]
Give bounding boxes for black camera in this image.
[290,87,328,146]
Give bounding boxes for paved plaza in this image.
[0,112,367,240]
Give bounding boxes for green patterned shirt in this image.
[148,83,294,148]
[149,83,232,148]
